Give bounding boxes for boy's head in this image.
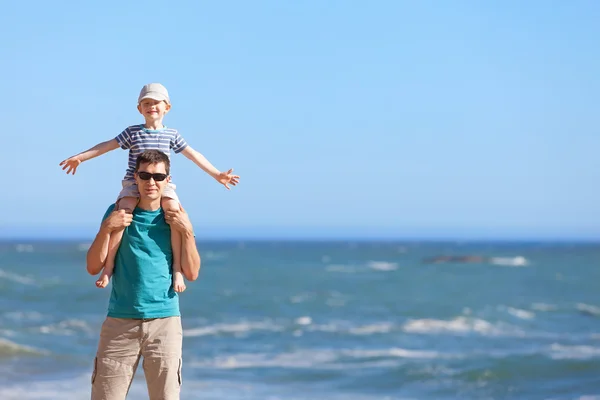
[137,83,171,121]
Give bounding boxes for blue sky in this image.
[1,1,599,240]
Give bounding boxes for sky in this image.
[0,0,599,240]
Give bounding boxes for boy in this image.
[60,83,239,292]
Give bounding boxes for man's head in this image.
[137,83,171,123]
[134,150,171,201]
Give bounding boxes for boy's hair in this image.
[135,150,170,175]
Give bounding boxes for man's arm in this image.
[165,206,200,281]
[60,139,120,175]
[86,210,133,275]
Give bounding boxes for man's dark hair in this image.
[135,150,170,175]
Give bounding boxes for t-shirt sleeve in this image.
[102,204,117,222]
[115,127,132,150]
[170,130,188,154]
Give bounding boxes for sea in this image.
[0,240,599,400]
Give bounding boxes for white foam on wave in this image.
[403,317,523,337]
[367,261,398,271]
[4,311,44,321]
[294,316,312,326]
[183,320,284,337]
[0,374,398,400]
[348,323,394,335]
[326,261,398,273]
[489,256,528,267]
[0,269,36,285]
[190,346,450,370]
[0,338,47,357]
[505,307,535,320]
[576,303,600,316]
[549,344,600,360]
[37,319,94,336]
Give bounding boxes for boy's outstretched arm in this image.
[60,139,120,175]
[181,146,240,189]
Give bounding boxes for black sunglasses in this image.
[137,171,168,181]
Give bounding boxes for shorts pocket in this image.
[177,358,182,386]
[91,357,98,384]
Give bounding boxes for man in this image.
[86,150,201,400]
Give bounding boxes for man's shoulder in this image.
[101,204,117,221]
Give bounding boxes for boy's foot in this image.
[173,270,186,293]
[96,273,110,288]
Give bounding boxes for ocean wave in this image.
[4,311,45,321]
[549,344,600,360]
[403,317,524,337]
[348,323,394,335]
[367,261,398,271]
[189,347,450,370]
[37,319,94,336]
[326,260,398,273]
[576,303,600,317]
[183,321,285,337]
[0,269,37,285]
[504,307,535,320]
[489,256,528,267]
[0,338,47,357]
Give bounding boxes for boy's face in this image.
[137,99,170,122]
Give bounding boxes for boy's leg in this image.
[96,196,138,288]
[162,196,185,292]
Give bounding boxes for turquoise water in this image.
[1,240,599,399]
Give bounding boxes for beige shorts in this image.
[91,316,183,400]
[117,180,179,203]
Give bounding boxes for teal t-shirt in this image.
[102,204,180,319]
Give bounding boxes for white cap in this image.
[138,83,170,104]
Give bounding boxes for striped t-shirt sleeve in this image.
[170,131,188,153]
[115,127,132,150]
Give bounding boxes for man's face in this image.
[134,162,170,201]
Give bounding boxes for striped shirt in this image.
[115,125,188,180]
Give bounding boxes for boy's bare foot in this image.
[173,270,186,293]
[96,273,110,288]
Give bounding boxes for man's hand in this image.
[165,205,193,234]
[59,156,83,175]
[215,168,240,190]
[101,210,133,233]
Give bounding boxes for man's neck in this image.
[137,198,162,211]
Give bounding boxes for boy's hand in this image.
[165,205,193,234]
[215,169,240,190]
[101,210,133,233]
[59,156,83,175]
